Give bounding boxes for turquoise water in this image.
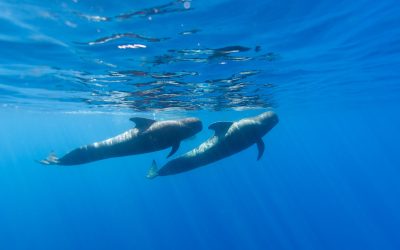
[1,0,400,249]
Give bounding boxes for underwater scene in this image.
[1,0,400,249]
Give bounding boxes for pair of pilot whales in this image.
[39,111,278,179]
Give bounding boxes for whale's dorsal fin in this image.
[208,121,232,136]
[130,117,156,130]
[256,138,265,160]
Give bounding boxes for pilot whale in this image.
[39,117,202,166]
[147,111,278,178]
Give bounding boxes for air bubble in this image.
[184,1,191,9]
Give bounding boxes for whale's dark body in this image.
[40,117,202,165]
[148,111,278,178]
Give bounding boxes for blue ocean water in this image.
[1,0,400,249]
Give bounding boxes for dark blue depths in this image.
[1,105,400,250]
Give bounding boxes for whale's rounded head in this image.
[257,111,279,134]
[180,117,203,138]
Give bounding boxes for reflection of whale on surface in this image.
[147,111,278,179]
[212,45,251,56]
[39,117,203,166]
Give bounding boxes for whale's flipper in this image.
[129,117,156,130]
[38,152,60,165]
[147,160,159,179]
[208,121,232,136]
[167,141,180,158]
[256,138,265,160]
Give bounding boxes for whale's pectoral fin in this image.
[208,121,233,136]
[256,139,265,160]
[146,160,159,179]
[129,117,156,130]
[167,141,180,158]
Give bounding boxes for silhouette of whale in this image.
[39,117,202,166]
[147,111,278,178]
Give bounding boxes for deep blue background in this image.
[1,104,400,250]
[1,0,400,249]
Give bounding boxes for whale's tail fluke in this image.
[146,160,159,179]
[38,151,60,165]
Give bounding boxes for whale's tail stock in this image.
[146,160,159,179]
[37,151,60,165]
